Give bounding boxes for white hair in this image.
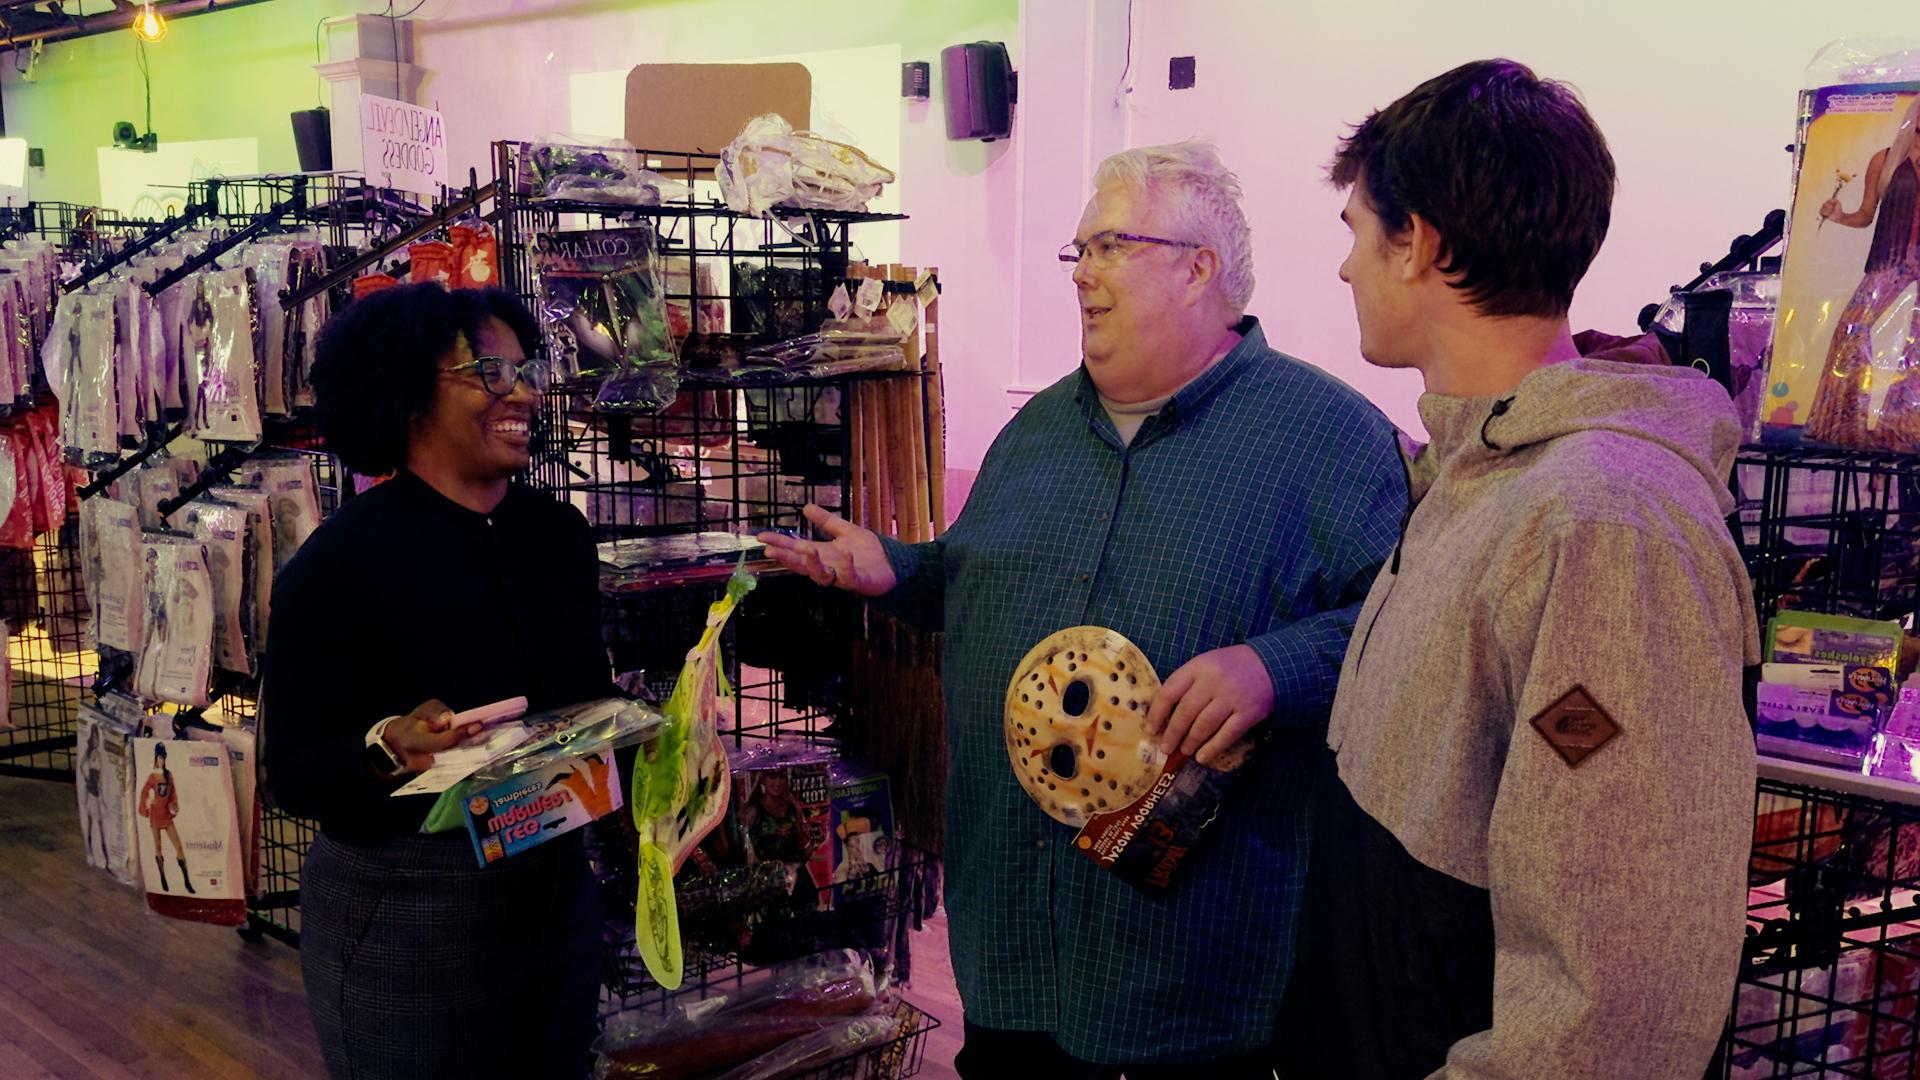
[1091,140,1255,312]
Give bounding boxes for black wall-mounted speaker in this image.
[941,42,1013,142]
[292,108,332,172]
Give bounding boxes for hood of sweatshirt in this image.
[1408,358,1742,516]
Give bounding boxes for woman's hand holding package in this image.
[382,698,479,773]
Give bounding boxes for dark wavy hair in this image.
[310,282,541,476]
[1330,58,1615,319]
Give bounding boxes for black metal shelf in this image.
[518,196,908,226]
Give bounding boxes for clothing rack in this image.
[282,177,498,308]
[64,188,219,294]
[143,179,309,297]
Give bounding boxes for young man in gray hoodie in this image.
[1273,59,1759,1078]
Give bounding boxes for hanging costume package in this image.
[283,244,328,409]
[83,497,146,655]
[76,699,142,885]
[210,485,273,656]
[190,724,262,899]
[50,291,120,462]
[133,534,215,708]
[181,499,252,675]
[243,243,293,417]
[1763,42,1920,448]
[533,225,680,410]
[632,565,756,990]
[246,457,321,573]
[132,737,247,927]
[192,269,264,444]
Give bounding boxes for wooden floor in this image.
[0,774,964,1079]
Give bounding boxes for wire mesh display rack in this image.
[1733,445,1920,625]
[493,141,942,1076]
[1721,768,1920,1077]
[0,518,94,780]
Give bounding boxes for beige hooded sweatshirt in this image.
[1327,358,1760,1079]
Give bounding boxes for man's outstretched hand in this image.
[757,504,899,597]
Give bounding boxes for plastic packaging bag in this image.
[533,225,680,410]
[632,565,756,989]
[83,497,146,655]
[208,486,272,656]
[133,533,215,707]
[1650,269,1780,438]
[245,456,321,574]
[191,269,264,444]
[594,950,878,1080]
[181,499,253,675]
[715,114,896,215]
[1763,41,1920,448]
[524,136,693,205]
[710,1007,907,1080]
[54,291,120,461]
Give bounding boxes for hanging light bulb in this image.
[132,2,168,43]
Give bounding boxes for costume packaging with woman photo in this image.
[132,737,246,923]
[1766,81,1920,447]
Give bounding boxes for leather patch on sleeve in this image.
[1528,685,1621,767]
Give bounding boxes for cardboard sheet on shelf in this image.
[624,63,811,155]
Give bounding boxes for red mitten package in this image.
[352,273,399,300]
[449,223,500,289]
[408,241,454,287]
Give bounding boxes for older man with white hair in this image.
[761,142,1405,1076]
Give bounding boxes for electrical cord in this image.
[134,35,151,138]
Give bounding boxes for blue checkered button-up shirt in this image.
[878,319,1406,1063]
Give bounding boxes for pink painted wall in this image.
[1111,0,1920,438]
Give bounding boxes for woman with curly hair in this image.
[261,282,611,1079]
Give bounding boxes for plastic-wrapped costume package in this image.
[594,950,880,1080]
[245,456,321,574]
[715,113,896,215]
[132,737,247,927]
[244,243,294,417]
[133,534,215,708]
[523,136,692,206]
[48,290,120,461]
[82,497,146,655]
[181,499,252,675]
[533,225,680,410]
[283,245,326,409]
[1765,43,1920,447]
[632,567,755,989]
[191,268,264,443]
[209,485,273,655]
[189,723,262,899]
[75,700,142,885]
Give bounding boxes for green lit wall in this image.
[0,0,356,205]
